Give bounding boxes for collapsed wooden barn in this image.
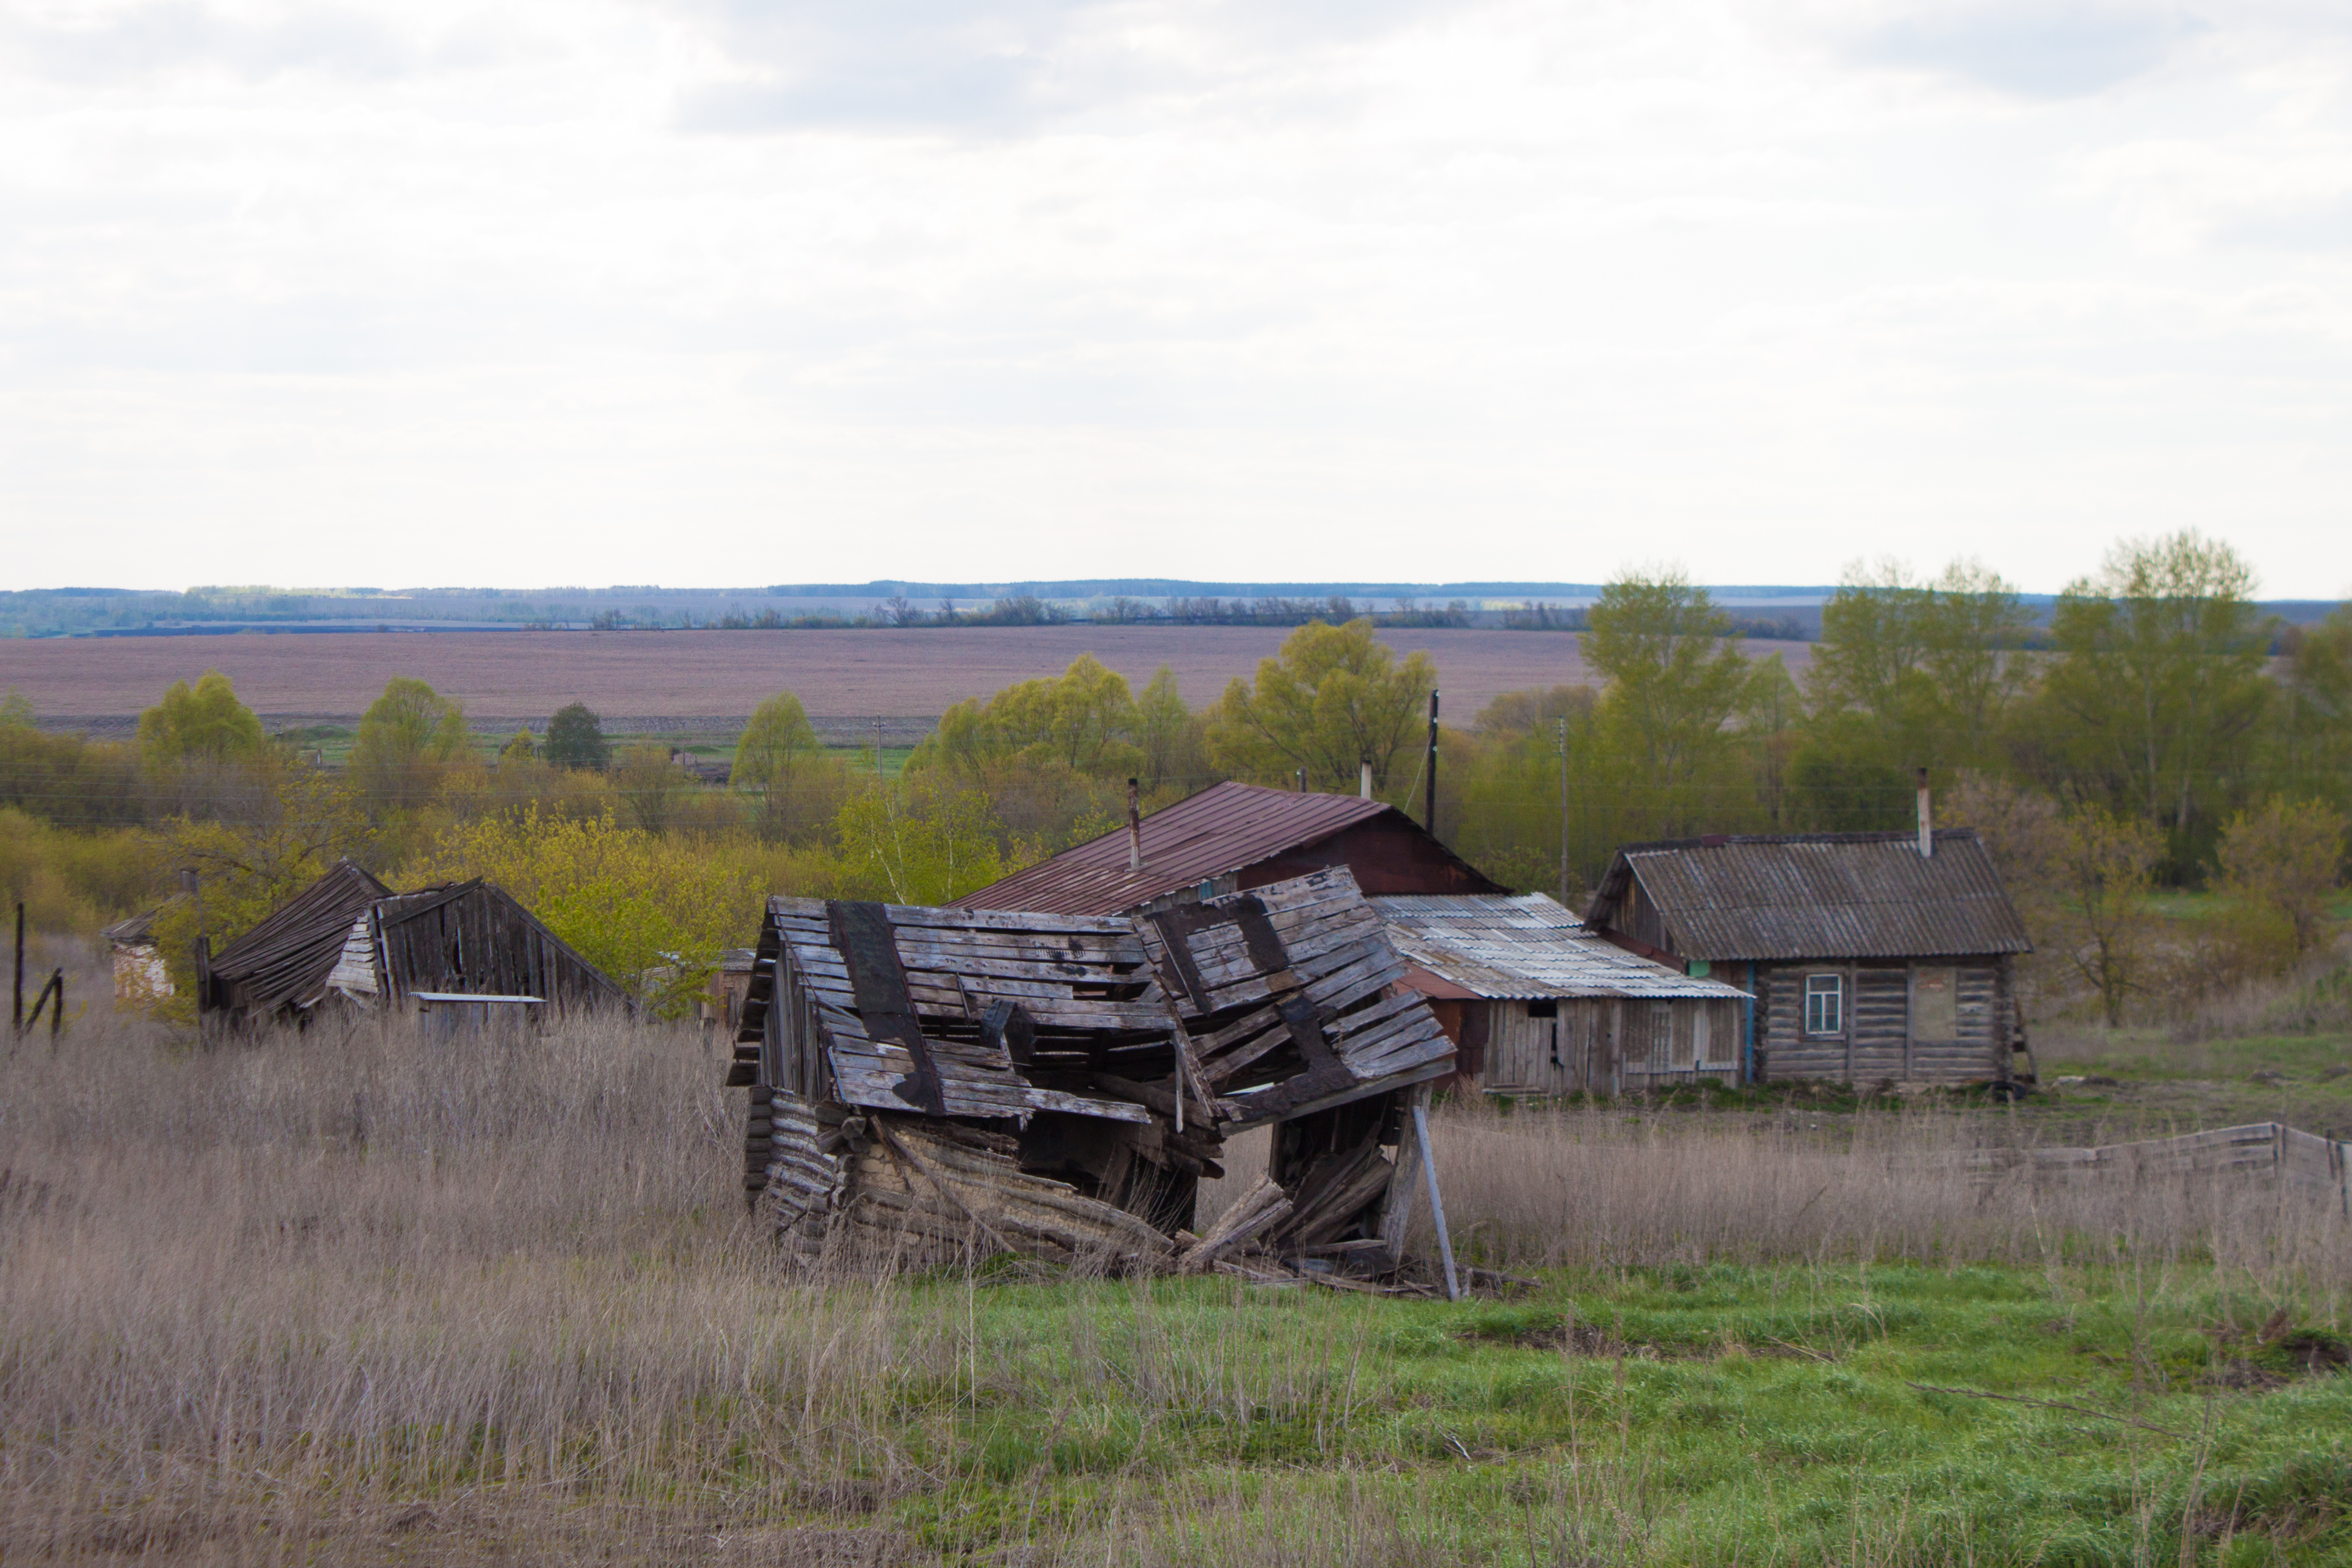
[196,861,627,1031]
[727,868,1468,1286]
[1370,893,1756,1094]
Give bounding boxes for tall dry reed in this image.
[1421,1100,2352,1319]
[0,990,947,1558]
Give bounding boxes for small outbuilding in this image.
[101,901,179,1005]
[199,862,627,1030]
[1582,828,2033,1087]
[1371,893,1756,1094]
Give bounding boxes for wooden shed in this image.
[323,879,630,1018]
[199,864,627,1030]
[101,901,178,1006]
[198,859,391,1030]
[1371,893,1754,1095]
[1583,830,2033,1087]
[727,868,1466,1284]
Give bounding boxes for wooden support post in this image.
[12,902,22,1036]
[1411,1095,1459,1302]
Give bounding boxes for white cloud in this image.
[0,0,2347,593]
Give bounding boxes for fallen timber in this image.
[729,869,1465,1293]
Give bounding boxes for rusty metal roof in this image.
[1371,894,1750,1001]
[958,781,1422,916]
[207,858,392,1016]
[1588,830,2031,962]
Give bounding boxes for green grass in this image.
[834,1262,2352,1563]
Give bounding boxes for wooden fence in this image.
[1966,1123,2352,1213]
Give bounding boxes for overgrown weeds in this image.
[5,989,2351,1563]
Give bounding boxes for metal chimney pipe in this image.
[1360,758,1372,799]
[1127,778,1142,872]
[1916,767,1933,858]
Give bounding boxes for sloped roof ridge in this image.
[1615,827,1984,855]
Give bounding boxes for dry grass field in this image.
[0,627,1815,724]
[5,938,2348,1565]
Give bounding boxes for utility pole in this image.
[1557,717,1569,908]
[873,716,883,778]
[1424,690,1440,835]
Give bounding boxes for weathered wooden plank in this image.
[1220,1057,1454,1132]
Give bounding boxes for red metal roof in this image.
[956,781,1401,915]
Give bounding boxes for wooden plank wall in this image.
[1757,957,2011,1086]
[1478,996,1743,1096]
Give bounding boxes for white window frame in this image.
[1803,973,1843,1037]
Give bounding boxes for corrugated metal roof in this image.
[1372,893,1751,1001]
[957,781,1403,915]
[1589,830,2031,962]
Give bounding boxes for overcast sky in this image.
[2,0,2348,595]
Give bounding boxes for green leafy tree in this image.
[2051,806,2163,1027]
[543,702,611,771]
[735,692,819,790]
[612,744,688,834]
[1582,572,1747,832]
[498,730,536,764]
[920,655,1143,781]
[1135,666,1207,791]
[835,778,1006,904]
[1207,619,1435,793]
[1808,558,2031,770]
[403,807,766,1016]
[2040,532,2270,861]
[136,670,266,768]
[2279,608,2352,812]
[735,690,846,842]
[350,678,469,807]
[2215,797,2348,965]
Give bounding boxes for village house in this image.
[954,779,1503,916]
[1581,824,2033,1089]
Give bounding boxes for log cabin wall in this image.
[1756,956,2013,1086]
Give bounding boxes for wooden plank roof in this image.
[735,868,1454,1129]
[205,858,392,1016]
[1586,830,2032,962]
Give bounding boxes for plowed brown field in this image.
[0,627,1811,722]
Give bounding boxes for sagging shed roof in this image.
[206,858,392,1016]
[1587,830,2031,963]
[1371,894,1752,1001]
[955,780,1495,916]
